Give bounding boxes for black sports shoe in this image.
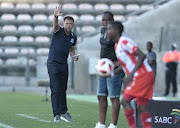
[60,112,74,122]
[54,115,61,122]
[173,93,177,97]
[163,93,168,96]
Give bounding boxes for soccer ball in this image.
[95,58,114,76]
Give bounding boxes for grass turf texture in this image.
[0,92,128,128]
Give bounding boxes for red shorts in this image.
[123,93,149,106]
[123,71,154,103]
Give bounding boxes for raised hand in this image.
[54,5,63,16]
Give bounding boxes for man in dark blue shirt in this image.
[47,5,79,122]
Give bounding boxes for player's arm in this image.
[113,61,120,68]
[123,48,146,86]
[105,61,123,77]
[53,5,63,32]
[114,65,123,74]
[69,46,79,61]
[131,48,146,74]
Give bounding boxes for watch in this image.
[54,15,58,18]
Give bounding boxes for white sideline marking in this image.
[0,123,14,128]
[16,114,51,123]
[29,114,52,116]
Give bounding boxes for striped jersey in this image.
[115,36,152,77]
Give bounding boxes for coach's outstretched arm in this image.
[123,48,146,86]
[53,5,63,32]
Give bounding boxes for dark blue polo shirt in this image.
[48,27,77,63]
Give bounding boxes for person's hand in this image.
[54,5,63,16]
[97,72,113,78]
[72,54,80,62]
[73,56,79,62]
[123,73,134,86]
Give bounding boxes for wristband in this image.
[71,54,80,58]
[54,15,58,18]
[111,71,115,77]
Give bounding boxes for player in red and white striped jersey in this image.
[107,21,154,128]
[115,36,152,77]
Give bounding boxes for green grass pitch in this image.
[0,92,128,128]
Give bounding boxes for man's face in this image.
[102,14,113,30]
[63,19,74,32]
[107,24,115,41]
[146,43,152,52]
[171,45,175,51]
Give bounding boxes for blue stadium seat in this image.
[35,36,50,43]
[126,4,140,11]
[6,59,19,65]
[31,3,46,9]
[63,3,77,10]
[94,4,109,10]
[80,14,94,21]
[20,48,35,55]
[81,26,96,32]
[141,4,154,10]
[78,3,93,10]
[110,4,124,10]
[18,25,33,32]
[37,48,49,55]
[16,3,30,9]
[2,25,17,32]
[33,14,47,21]
[95,15,102,21]
[17,14,31,21]
[114,15,126,22]
[1,3,14,9]
[1,14,16,21]
[19,36,34,43]
[47,3,59,10]
[4,48,19,54]
[3,36,18,43]
[34,25,49,32]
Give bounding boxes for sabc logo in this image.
[171,109,180,124]
[154,109,180,125]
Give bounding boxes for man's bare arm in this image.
[70,46,79,61]
[69,46,75,56]
[53,5,63,32]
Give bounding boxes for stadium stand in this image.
[16,3,30,9]
[79,3,93,10]
[1,2,14,8]
[0,0,169,87]
[2,25,17,32]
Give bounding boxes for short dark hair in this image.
[103,11,114,19]
[64,16,74,22]
[147,42,153,48]
[109,21,124,34]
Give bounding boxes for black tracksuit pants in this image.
[165,62,177,95]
